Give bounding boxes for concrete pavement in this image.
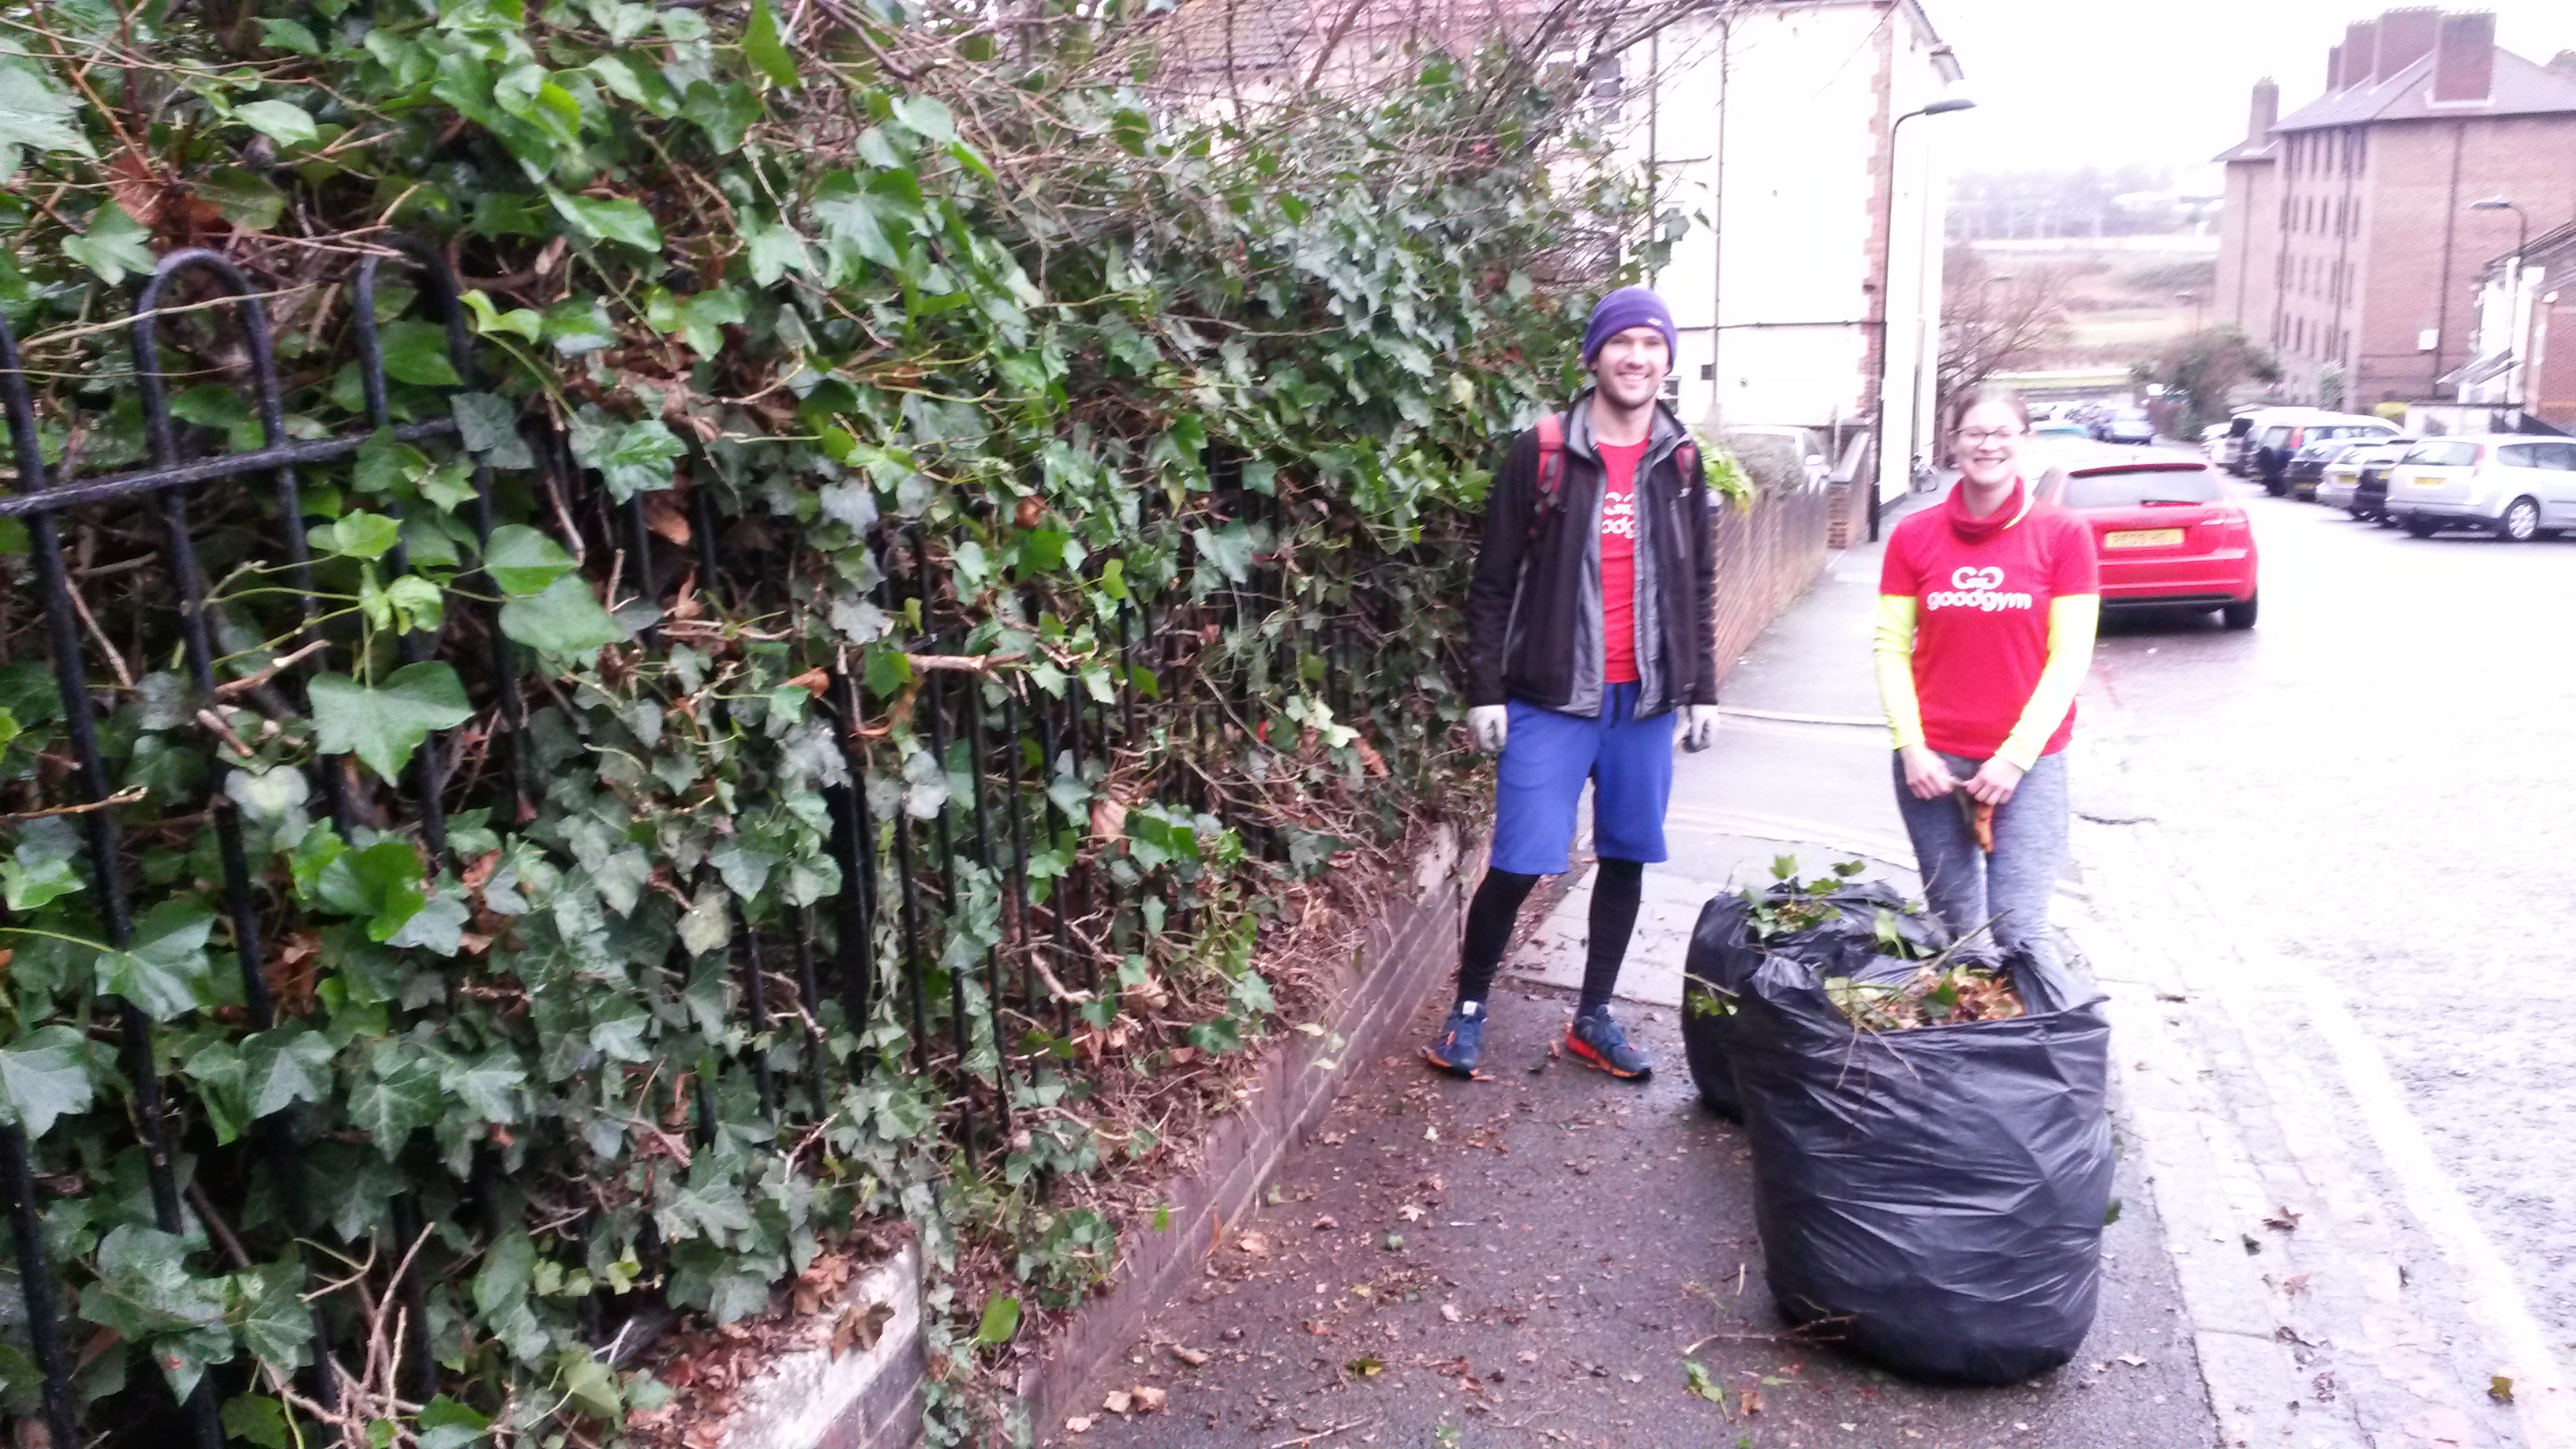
[1053,496,2222,1448]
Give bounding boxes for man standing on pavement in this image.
[1425,286,1723,1081]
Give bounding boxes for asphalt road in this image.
[2074,470,2576,1444]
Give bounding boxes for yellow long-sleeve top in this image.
[1874,593,2098,771]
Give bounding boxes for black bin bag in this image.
[1680,886,2114,1385]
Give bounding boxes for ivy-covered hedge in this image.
[0,0,1666,1443]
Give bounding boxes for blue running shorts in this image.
[1488,683,1675,876]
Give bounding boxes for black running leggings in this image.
[1453,859,1645,1017]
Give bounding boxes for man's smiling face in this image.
[1589,325,1670,411]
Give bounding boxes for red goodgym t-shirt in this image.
[1879,483,2099,759]
[1597,438,1649,685]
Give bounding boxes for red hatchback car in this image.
[2032,447,2260,629]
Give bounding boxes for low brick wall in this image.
[1710,483,1833,689]
[1017,826,1476,1440]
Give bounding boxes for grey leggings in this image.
[1890,750,2069,971]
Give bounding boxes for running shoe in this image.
[1422,1001,1487,1077]
[1566,1009,1652,1080]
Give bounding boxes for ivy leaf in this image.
[541,298,619,355]
[417,1396,492,1449]
[254,17,320,54]
[568,409,686,500]
[196,167,286,233]
[0,62,97,182]
[0,1027,96,1139]
[893,94,957,145]
[346,1049,444,1155]
[309,662,474,784]
[226,1260,313,1369]
[221,1397,294,1449]
[481,524,578,597]
[744,0,797,88]
[309,511,402,561]
[3,814,84,912]
[450,391,534,470]
[746,222,811,286]
[242,1026,335,1118]
[312,837,426,939]
[95,899,219,1020]
[63,202,154,285]
[973,1294,1020,1345]
[676,882,731,957]
[499,575,627,656]
[547,188,663,253]
[901,747,950,820]
[378,318,462,386]
[1191,522,1255,584]
[230,99,319,148]
[432,1046,525,1125]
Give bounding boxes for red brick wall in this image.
[1709,484,1834,691]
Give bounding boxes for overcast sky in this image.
[1928,1,2576,182]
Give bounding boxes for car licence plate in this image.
[2103,528,2184,548]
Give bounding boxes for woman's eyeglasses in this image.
[1953,428,2024,444]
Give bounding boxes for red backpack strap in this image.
[1676,438,1699,480]
[1528,412,1567,542]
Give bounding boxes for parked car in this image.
[2383,436,2576,541]
[2091,406,2157,445]
[2321,438,2416,520]
[2243,411,2400,496]
[2033,447,2259,628]
[2031,419,2091,442]
[2281,437,2352,500]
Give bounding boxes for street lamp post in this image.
[2469,197,2529,409]
[1871,96,1975,541]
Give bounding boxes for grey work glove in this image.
[1678,704,1720,753]
[1467,705,1509,755]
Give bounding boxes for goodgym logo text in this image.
[1926,565,2033,612]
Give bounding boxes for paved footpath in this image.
[1053,496,2224,1449]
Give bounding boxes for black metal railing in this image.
[0,240,1413,1441]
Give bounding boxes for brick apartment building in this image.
[2211,9,2576,412]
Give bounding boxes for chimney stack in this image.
[2248,77,2280,145]
[2431,10,2496,103]
[2342,21,2378,86]
[2327,43,2346,91]
[2373,8,2439,82]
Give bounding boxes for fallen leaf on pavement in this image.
[2116,1353,2147,1367]
[1742,1387,1764,1413]
[1398,1204,1426,1222]
[1065,1415,1093,1433]
[1683,1359,1724,1404]
[1439,1304,1462,1324]
[1346,1356,1385,1377]
[2491,1376,2515,1403]
[1312,1215,1339,1230]
[1170,1346,1209,1367]
[1517,1350,1538,1363]
[2263,1207,2303,1231]
[1129,1386,1166,1413]
[1103,1391,1132,1415]
[1237,1233,1271,1260]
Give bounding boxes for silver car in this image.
[2383,436,2576,541]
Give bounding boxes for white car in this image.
[2383,436,2576,541]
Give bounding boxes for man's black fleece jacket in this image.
[1465,394,1719,720]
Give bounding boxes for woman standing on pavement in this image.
[1874,388,2099,970]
